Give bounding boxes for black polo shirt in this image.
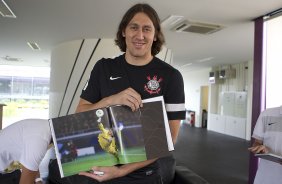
[81,54,185,120]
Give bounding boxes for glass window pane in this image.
[264,15,282,108]
[12,77,33,96]
[0,76,12,95]
[33,77,49,96]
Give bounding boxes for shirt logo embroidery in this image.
[110,76,122,80]
[268,122,278,126]
[144,75,162,94]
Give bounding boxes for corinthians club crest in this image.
[144,75,162,94]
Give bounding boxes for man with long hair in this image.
[48,3,185,184]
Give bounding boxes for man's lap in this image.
[47,159,166,184]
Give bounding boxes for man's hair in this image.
[115,3,165,56]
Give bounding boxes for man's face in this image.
[124,12,156,60]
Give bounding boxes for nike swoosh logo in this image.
[110,76,122,80]
[268,122,277,125]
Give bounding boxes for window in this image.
[0,66,50,128]
[0,76,12,95]
[264,14,282,108]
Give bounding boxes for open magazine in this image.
[255,153,282,164]
[49,96,173,177]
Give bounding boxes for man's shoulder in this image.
[153,57,180,74]
[261,106,282,117]
[93,55,124,72]
[99,54,124,65]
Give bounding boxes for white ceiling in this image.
[0,0,282,71]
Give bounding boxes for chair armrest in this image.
[172,165,210,184]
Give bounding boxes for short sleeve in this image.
[164,69,186,120]
[80,60,103,103]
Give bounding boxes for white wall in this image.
[265,15,282,108]
[180,61,253,139]
[49,39,87,118]
[49,38,121,118]
[180,68,211,127]
[207,61,252,140]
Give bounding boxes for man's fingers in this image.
[79,166,119,182]
[257,146,268,153]
[122,98,138,111]
[79,170,105,182]
[249,147,259,153]
[125,88,142,106]
[126,95,141,111]
[248,147,255,152]
[248,145,267,154]
[117,88,142,111]
[110,87,142,110]
[79,171,101,180]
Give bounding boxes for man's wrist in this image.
[103,96,113,107]
[116,165,129,178]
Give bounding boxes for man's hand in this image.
[248,139,269,154]
[79,166,123,182]
[248,145,269,154]
[108,87,142,111]
[79,159,157,182]
[76,87,143,113]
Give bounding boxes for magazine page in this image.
[49,108,119,178]
[142,96,174,151]
[255,153,282,164]
[108,105,147,164]
[141,96,172,159]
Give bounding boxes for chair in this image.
[172,165,210,184]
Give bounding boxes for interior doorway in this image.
[200,86,209,128]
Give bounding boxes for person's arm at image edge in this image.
[169,120,181,144]
[19,166,39,184]
[248,138,269,154]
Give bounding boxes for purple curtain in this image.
[248,17,264,184]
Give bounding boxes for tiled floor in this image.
[173,123,251,184]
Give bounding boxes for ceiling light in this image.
[2,56,23,62]
[27,42,41,50]
[196,57,214,63]
[181,63,193,67]
[161,15,184,28]
[0,0,16,18]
